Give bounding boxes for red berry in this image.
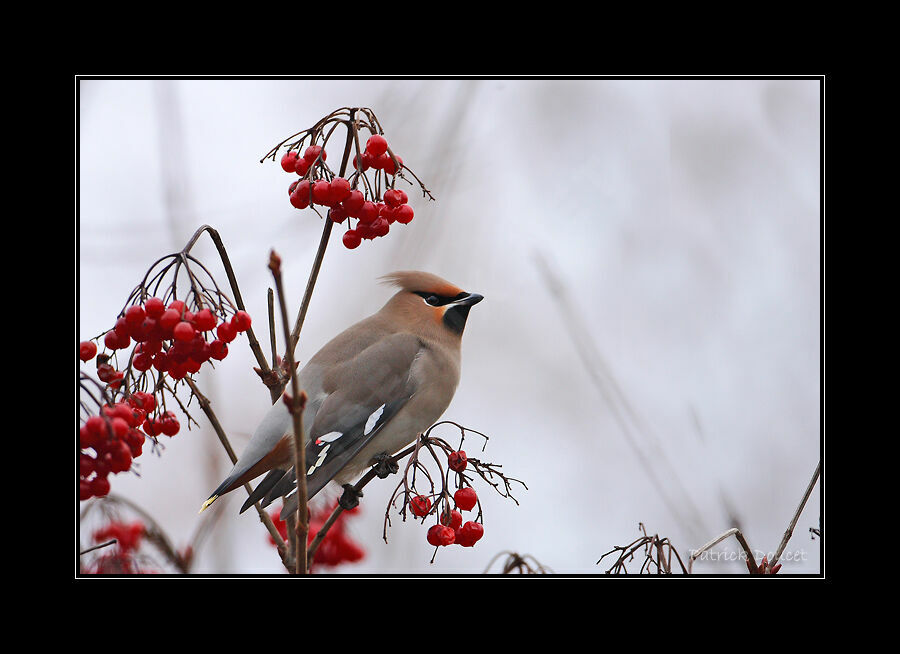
[173,321,195,343]
[96,363,117,383]
[357,201,378,224]
[448,450,467,472]
[125,305,146,328]
[168,360,187,380]
[110,417,130,439]
[90,476,111,498]
[80,453,96,477]
[85,415,107,440]
[143,418,161,437]
[381,206,398,224]
[209,339,228,360]
[158,309,181,332]
[114,317,130,338]
[342,190,365,215]
[384,155,403,176]
[454,487,477,511]
[370,217,390,238]
[409,495,432,518]
[79,341,97,362]
[193,308,217,332]
[383,189,401,208]
[440,509,463,530]
[395,189,408,205]
[216,321,237,343]
[294,157,310,176]
[303,145,325,163]
[356,221,375,241]
[394,204,414,224]
[80,479,94,501]
[160,412,180,436]
[352,154,370,171]
[167,300,186,315]
[427,524,455,547]
[342,230,362,250]
[133,392,156,412]
[330,177,351,204]
[455,521,484,547]
[280,151,299,172]
[151,352,170,373]
[106,440,133,473]
[132,352,152,372]
[290,182,311,210]
[144,297,165,318]
[104,330,128,351]
[365,134,388,157]
[330,205,348,224]
[312,180,332,206]
[231,310,252,332]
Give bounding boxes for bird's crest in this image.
[380,271,464,298]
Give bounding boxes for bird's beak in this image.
[454,293,484,307]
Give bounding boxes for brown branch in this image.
[284,109,358,378]
[184,226,272,374]
[269,251,309,575]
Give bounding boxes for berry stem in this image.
[268,250,310,575]
[179,225,277,400]
[285,108,358,373]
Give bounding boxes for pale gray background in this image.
[77,78,822,575]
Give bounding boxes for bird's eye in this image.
[425,295,440,306]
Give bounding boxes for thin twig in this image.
[284,108,357,381]
[688,527,757,574]
[80,539,117,556]
[771,460,822,568]
[181,225,274,390]
[269,250,309,575]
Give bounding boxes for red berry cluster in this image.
[268,501,365,572]
[279,134,415,249]
[85,298,250,384]
[79,394,159,501]
[418,450,484,549]
[93,520,146,551]
[80,297,250,502]
[86,520,154,574]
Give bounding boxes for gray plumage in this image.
[201,271,483,520]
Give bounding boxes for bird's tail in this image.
[239,468,289,514]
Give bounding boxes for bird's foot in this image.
[339,484,363,510]
[372,452,399,479]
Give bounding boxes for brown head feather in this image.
[379,271,465,298]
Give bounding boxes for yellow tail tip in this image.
[199,495,218,514]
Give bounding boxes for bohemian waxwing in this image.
[200,271,483,520]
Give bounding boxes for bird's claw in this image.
[372,452,399,479]
[339,484,363,510]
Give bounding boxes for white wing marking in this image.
[318,431,343,443]
[365,404,386,436]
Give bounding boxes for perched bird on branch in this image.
[200,271,483,520]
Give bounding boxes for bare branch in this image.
[771,460,822,568]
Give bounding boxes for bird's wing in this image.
[277,332,425,518]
